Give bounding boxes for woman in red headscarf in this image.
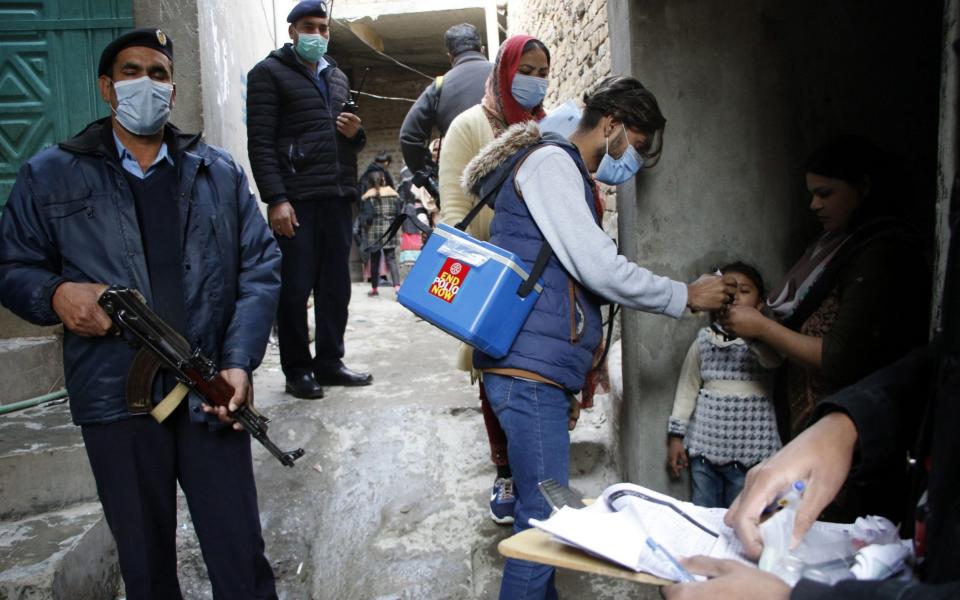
[437,34,551,527]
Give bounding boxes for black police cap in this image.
[287,1,327,24]
[98,28,174,77]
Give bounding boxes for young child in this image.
[361,171,402,297]
[666,261,782,508]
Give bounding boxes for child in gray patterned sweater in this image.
[665,262,782,508]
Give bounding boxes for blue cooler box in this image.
[398,223,543,358]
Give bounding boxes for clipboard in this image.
[498,528,671,586]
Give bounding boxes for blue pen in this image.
[646,537,695,582]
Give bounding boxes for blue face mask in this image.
[511,73,549,111]
[296,32,328,62]
[595,124,644,185]
[112,76,174,136]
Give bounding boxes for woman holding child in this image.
[719,135,929,520]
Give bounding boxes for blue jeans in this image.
[690,456,747,508]
[483,373,570,600]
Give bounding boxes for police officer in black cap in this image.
[247,0,373,399]
[0,27,280,597]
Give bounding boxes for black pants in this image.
[276,199,353,376]
[81,405,276,600]
[370,247,400,289]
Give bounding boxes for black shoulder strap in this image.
[517,241,553,298]
[364,204,432,253]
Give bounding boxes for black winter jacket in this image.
[0,118,281,425]
[399,51,491,174]
[246,45,366,204]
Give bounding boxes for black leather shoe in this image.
[315,365,373,387]
[285,373,325,399]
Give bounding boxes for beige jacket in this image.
[439,104,495,241]
[438,104,496,373]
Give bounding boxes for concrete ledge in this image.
[0,401,97,521]
[0,337,64,406]
[0,307,61,340]
[0,502,119,600]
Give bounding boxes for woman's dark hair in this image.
[521,38,551,65]
[578,75,666,166]
[719,261,765,299]
[804,135,904,228]
[365,169,386,193]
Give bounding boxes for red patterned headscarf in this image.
[481,34,548,132]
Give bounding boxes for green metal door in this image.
[0,0,132,209]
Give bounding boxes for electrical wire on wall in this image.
[352,91,417,103]
[261,0,277,48]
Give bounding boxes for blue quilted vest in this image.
[472,139,603,392]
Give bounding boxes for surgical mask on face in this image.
[511,73,549,110]
[296,32,328,62]
[112,76,174,136]
[594,124,644,185]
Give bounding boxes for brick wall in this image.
[506,0,617,236]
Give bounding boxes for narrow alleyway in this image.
[173,284,660,599]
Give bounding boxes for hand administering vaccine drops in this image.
[686,273,737,313]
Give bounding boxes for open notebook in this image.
[529,482,854,582]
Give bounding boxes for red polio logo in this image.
[429,258,470,303]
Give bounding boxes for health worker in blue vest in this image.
[461,75,738,599]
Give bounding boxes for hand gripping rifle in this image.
[98,286,305,467]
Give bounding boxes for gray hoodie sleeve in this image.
[516,146,688,317]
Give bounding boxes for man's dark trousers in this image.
[81,403,277,599]
[275,199,353,377]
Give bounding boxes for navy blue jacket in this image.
[473,140,603,392]
[0,118,281,425]
[246,45,366,204]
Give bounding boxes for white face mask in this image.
[594,124,644,185]
[112,76,174,135]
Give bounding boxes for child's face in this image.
[727,271,763,308]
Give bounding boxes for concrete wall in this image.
[132,0,203,134]
[611,0,943,496]
[196,0,282,193]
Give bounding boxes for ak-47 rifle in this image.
[98,286,305,467]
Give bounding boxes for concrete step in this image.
[0,306,61,340]
[0,336,63,406]
[0,400,97,521]
[0,502,119,600]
